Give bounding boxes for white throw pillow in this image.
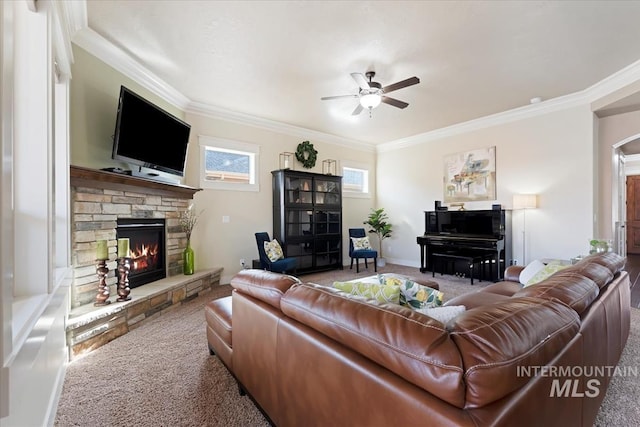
[351,236,372,250]
[416,305,466,323]
[519,259,545,285]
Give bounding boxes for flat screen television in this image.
[111,86,191,177]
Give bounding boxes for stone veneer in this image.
[70,166,201,308]
[67,166,222,359]
[67,268,222,360]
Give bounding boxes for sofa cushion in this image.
[479,281,523,296]
[560,262,614,289]
[444,290,511,310]
[230,269,300,309]
[332,281,400,304]
[514,272,599,314]
[580,252,625,274]
[281,283,466,408]
[205,296,233,347]
[448,296,580,408]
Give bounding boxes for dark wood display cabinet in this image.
[272,169,342,273]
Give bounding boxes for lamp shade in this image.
[513,194,538,209]
[360,93,381,109]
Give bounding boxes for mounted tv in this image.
[112,86,191,178]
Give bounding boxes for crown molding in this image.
[72,27,374,152]
[73,16,640,155]
[378,59,640,153]
[377,90,589,153]
[72,27,191,109]
[186,102,375,152]
[51,0,87,79]
[586,58,640,105]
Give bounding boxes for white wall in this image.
[377,104,595,266]
[183,113,376,283]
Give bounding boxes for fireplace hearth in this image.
[117,218,166,288]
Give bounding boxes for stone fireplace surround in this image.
[68,166,222,359]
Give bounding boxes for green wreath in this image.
[295,140,318,169]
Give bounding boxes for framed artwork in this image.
[443,146,496,203]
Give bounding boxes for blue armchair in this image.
[255,232,298,274]
[348,228,377,273]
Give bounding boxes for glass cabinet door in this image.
[315,237,341,267]
[283,241,314,270]
[314,210,340,235]
[314,178,341,206]
[286,210,313,238]
[285,176,313,205]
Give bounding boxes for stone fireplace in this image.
[69,165,199,308]
[67,166,222,359]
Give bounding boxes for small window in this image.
[199,136,259,191]
[342,166,369,196]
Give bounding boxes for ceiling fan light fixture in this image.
[360,93,381,109]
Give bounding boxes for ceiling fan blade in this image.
[351,73,370,90]
[381,96,409,109]
[321,94,359,101]
[382,76,420,94]
[351,103,364,116]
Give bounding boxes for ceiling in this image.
[84,0,640,146]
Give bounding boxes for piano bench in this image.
[431,253,490,285]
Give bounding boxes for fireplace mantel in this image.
[70,165,201,199]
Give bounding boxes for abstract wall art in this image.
[443,146,496,203]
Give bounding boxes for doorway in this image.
[627,175,640,254]
[613,134,640,256]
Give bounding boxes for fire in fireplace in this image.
[116,218,166,288]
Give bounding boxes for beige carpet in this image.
[54,265,640,426]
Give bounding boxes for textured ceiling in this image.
[85,0,640,145]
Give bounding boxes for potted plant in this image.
[364,208,393,267]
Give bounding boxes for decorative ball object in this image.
[295,141,318,169]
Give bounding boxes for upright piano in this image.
[417,209,511,281]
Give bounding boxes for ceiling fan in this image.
[321,71,420,116]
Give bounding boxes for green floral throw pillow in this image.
[524,263,570,287]
[378,274,443,309]
[333,281,400,304]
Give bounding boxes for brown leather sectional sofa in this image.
[205,252,630,427]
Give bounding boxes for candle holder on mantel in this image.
[322,159,337,175]
[94,259,111,306]
[279,152,295,170]
[116,257,132,302]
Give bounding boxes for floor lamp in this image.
[513,194,538,265]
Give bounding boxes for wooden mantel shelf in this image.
[70,165,201,199]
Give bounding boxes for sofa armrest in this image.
[504,265,524,282]
[230,269,300,309]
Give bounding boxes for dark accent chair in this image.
[348,228,377,273]
[255,232,298,274]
